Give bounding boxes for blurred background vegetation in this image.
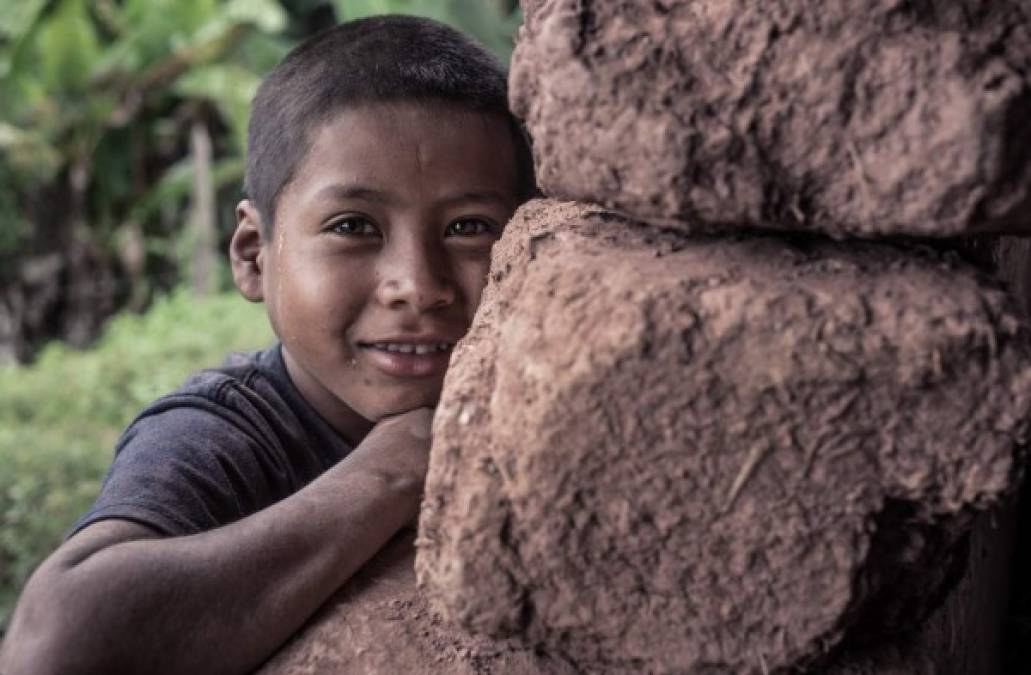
[0,0,520,633]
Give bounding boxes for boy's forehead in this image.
[293,101,519,196]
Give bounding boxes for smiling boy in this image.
[0,16,533,675]
[245,101,520,432]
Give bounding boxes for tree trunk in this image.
[189,114,217,297]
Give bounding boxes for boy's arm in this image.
[0,408,432,675]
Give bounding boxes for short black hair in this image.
[245,15,535,231]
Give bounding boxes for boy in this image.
[0,15,534,675]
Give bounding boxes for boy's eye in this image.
[445,218,499,237]
[327,216,380,237]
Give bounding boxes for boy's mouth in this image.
[356,339,456,377]
[361,341,454,355]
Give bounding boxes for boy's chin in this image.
[361,388,442,422]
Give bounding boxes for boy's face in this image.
[232,102,520,441]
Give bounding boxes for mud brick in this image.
[510,1,1031,237]
[415,200,1031,673]
[259,532,568,675]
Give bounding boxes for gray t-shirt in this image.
[71,344,353,537]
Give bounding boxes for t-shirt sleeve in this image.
[70,392,293,538]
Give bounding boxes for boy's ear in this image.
[230,200,266,302]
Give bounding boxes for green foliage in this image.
[0,163,33,271]
[175,63,264,152]
[36,0,103,93]
[334,0,521,62]
[0,0,292,279]
[0,289,273,631]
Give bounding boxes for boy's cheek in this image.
[352,378,444,422]
[459,249,497,294]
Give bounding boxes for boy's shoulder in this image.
[70,344,351,537]
[126,344,343,463]
[177,347,275,402]
[138,346,282,422]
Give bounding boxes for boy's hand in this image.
[348,407,434,523]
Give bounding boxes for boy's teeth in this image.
[376,342,452,354]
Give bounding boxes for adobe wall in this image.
[260,1,1031,672]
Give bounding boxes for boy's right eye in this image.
[326,216,380,237]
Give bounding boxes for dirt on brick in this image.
[415,199,1031,673]
[510,1,1031,237]
[260,529,574,674]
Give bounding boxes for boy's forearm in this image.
[1,449,420,675]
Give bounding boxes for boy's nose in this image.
[375,245,456,313]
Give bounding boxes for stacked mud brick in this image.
[262,2,1031,673]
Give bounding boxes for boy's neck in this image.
[280,346,375,447]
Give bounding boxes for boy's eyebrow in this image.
[437,190,515,208]
[315,185,514,208]
[315,184,395,205]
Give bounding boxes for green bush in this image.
[0,288,272,631]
